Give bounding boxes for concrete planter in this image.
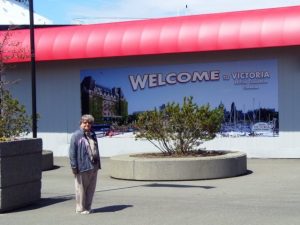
[110,151,247,181]
[42,150,54,171]
[0,138,42,213]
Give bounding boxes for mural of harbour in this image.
[80,59,278,138]
[220,100,278,137]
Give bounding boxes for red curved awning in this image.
[2,5,300,63]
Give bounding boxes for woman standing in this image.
[69,114,101,214]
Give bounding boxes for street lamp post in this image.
[28,0,37,138]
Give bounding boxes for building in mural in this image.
[81,76,128,124]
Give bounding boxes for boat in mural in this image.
[218,100,279,138]
[219,120,278,137]
[251,121,275,136]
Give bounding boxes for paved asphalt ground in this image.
[0,157,300,225]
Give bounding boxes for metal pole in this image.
[29,0,37,138]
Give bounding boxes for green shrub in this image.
[0,84,31,140]
[135,96,224,155]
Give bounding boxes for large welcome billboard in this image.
[81,59,278,137]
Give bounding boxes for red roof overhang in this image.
[1,5,300,63]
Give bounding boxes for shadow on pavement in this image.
[6,196,73,213]
[237,169,253,177]
[42,165,61,172]
[97,182,216,193]
[144,183,215,189]
[93,205,133,213]
[246,170,253,175]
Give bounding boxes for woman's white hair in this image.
[80,114,95,124]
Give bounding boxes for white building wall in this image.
[5,47,300,158]
[7,61,81,156]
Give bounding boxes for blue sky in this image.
[33,0,300,24]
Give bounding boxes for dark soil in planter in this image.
[130,150,227,158]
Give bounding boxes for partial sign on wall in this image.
[80,59,278,138]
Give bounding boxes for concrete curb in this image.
[109,151,247,181]
[42,150,54,171]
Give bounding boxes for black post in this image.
[29,0,37,138]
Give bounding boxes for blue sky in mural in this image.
[81,59,278,114]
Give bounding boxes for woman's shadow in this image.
[93,205,133,213]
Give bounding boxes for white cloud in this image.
[0,0,52,25]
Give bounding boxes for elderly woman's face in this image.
[80,120,92,132]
